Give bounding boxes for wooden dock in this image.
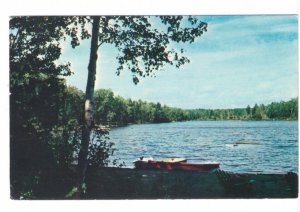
[84,167,298,199]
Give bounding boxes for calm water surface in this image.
[109,121,298,173]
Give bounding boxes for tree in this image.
[246,105,251,116]
[73,15,208,195]
[9,16,80,198]
[56,86,84,167]
[153,102,163,123]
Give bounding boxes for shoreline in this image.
[108,119,298,129]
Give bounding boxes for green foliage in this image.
[112,16,207,84]
[10,16,115,199]
[88,129,123,168]
[68,16,207,84]
[185,99,297,121]
[92,89,298,124]
[266,98,298,120]
[10,16,71,199]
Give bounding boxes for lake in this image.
[109,121,298,173]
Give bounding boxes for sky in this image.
[61,15,298,109]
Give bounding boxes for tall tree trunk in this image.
[77,16,100,196]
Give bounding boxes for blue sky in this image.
[61,15,298,109]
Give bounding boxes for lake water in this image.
[109,121,298,173]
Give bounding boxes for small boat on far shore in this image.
[133,157,220,172]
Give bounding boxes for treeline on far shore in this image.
[67,87,298,125]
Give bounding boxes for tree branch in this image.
[10,27,21,50]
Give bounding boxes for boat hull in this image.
[134,160,220,172]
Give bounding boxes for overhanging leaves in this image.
[87,16,207,84]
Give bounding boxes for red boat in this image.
[133,157,220,172]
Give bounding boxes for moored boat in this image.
[133,157,220,172]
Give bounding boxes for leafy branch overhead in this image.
[68,16,208,84]
[9,17,79,78]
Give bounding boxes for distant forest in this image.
[67,87,298,125]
